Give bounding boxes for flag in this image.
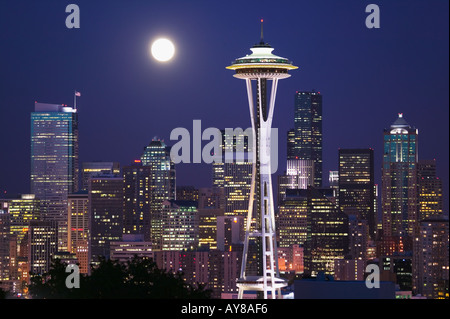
[75,91,81,97]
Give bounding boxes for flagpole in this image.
[74,90,77,110]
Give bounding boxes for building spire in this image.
[260,18,264,44]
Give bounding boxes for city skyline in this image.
[0,0,448,302]
[0,2,448,216]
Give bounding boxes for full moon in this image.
[151,38,175,62]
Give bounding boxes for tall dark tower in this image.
[226,21,298,299]
[292,91,323,187]
[338,148,376,240]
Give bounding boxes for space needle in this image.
[226,20,298,299]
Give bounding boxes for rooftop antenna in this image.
[260,18,264,44]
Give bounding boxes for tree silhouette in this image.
[28,256,211,299]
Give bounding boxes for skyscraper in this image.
[0,194,40,248]
[161,200,198,251]
[413,218,449,299]
[304,187,349,276]
[381,113,418,240]
[67,191,89,274]
[277,189,308,249]
[89,174,123,263]
[31,103,79,222]
[338,148,376,240]
[290,91,323,188]
[28,220,58,276]
[81,161,120,191]
[417,159,444,221]
[122,160,151,241]
[212,129,253,218]
[141,139,176,251]
[277,159,314,204]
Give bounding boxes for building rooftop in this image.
[390,113,411,129]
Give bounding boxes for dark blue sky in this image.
[0,0,448,213]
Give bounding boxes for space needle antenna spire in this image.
[260,19,264,44]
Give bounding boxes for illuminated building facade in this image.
[0,194,40,248]
[123,161,152,241]
[381,113,418,240]
[28,220,58,276]
[110,234,153,263]
[417,159,443,221]
[89,175,123,263]
[198,208,223,250]
[141,139,176,251]
[161,200,198,251]
[413,218,449,299]
[291,91,323,188]
[277,159,314,204]
[338,148,376,240]
[67,191,89,274]
[212,129,252,218]
[226,23,297,298]
[31,103,79,222]
[216,215,244,251]
[81,161,120,191]
[176,186,199,202]
[277,189,308,248]
[0,211,11,290]
[304,187,349,276]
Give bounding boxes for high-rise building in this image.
[329,170,339,198]
[81,161,120,191]
[338,148,376,240]
[28,220,58,276]
[291,91,323,188]
[0,194,40,248]
[277,159,314,204]
[212,130,253,218]
[198,187,225,210]
[0,210,11,290]
[198,208,223,250]
[381,113,418,240]
[67,191,89,274]
[287,129,296,160]
[277,189,308,249]
[122,160,151,241]
[31,103,79,222]
[417,159,443,221]
[216,215,244,251]
[304,187,349,276]
[89,174,123,263]
[213,161,253,217]
[161,200,199,251]
[413,218,449,299]
[141,139,176,251]
[176,186,199,202]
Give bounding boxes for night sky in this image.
[0,0,448,214]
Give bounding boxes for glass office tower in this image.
[31,103,79,222]
[291,91,323,188]
[338,148,376,240]
[141,139,176,251]
[381,113,418,239]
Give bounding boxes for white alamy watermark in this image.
[365,4,380,29]
[169,120,279,174]
[65,4,80,29]
[65,264,80,289]
[365,264,380,289]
